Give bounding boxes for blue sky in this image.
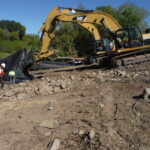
[0,0,150,34]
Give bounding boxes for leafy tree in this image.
[0,20,26,40]
[96,5,119,21]
[0,20,40,56]
[3,29,10,40]
[96,3,149,31]
[74,25,95,57]
[53,23,78,56]
[118,2,149,31]
[0,28,5,40]
[10,32,19,41]
[23,34,40,49]
[52,21,95,57]
[0,40,24,53]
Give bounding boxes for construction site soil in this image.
[0,63,150,150]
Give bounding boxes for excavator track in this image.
[113,48,150,67]
[121,54,150,66]
[95,48,150,67]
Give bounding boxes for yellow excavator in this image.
[35,7,150,67]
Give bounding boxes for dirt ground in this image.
[0,63,150,150]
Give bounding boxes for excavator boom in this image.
[35,7,121,61]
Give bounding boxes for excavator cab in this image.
[115,27,143,50]
[94,39,112,53]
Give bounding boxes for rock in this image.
[34,86,39,95]
[99,103,104,108]
[110,70,115,76]
[143,88,150,100]
[48,139,60,150]
[55,82,62,87]
[43,131,52,137]
[79,130,85,136]
[126,73,131,78]
[97,76,104,81]
[70,75,75,80]
[53,87,61,93]
[39,120,58,129]
[48,106,54,110]
[111,78,121,82]
[117,70,126,77]
[133,74,138,78]
[49,91,53,95]
[89,129,95,139]
[145,71,149,75]
[60,83,67,89]
[0,94,3,99]
[92,72,96,76]
[98,71,106,76]
[41,77,45,80]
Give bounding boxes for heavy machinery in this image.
[35,7,150,67]
[143,28,150,45]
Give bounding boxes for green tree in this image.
[118,2,149,30]
[53,23,78,56]
[74,25,95,57]
[0,28,5,40]
[3,29,10,40]
[23,34,40,49]
[0,20,26,40]
[96,5,119,21]
[0,40,24,53]
[0,20,40,56]
[10,32,19,41]
[96,3,149,31]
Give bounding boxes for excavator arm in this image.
[35,7,121,61]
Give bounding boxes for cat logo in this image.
[73,16,87,21]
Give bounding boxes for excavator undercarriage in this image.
[95,47,150,67]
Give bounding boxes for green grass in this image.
[0,52,12,58]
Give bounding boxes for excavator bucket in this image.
[35,49,60,62]
[0,49,34,83]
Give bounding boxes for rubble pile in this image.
[0,77,72,101]
[0,66,150,101]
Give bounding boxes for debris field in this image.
[0,63,150,150]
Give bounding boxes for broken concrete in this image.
[48,139,60,150]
